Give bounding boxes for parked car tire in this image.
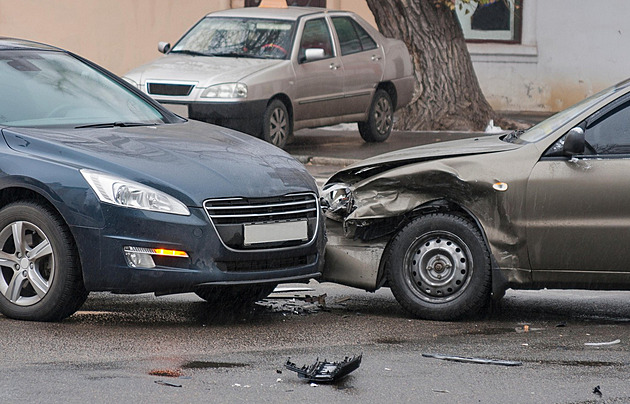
[195,283,277,308]
[0,202,88,321]
[358,89,393,143]
[386,213,491,320]
[263,99,291,149]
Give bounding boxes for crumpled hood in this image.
[330,134,522,182]
[125,54,285,86]
[2,121,316,206]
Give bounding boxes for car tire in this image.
[0,202,88,321]
[358,89,393,143]
[386,213,491,321]
[263,99,291,149]
[195,283,277,308]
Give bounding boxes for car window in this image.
[332,17,378,56]
[584,100,630,155]
[353,19,377,51]
[0,50,166,128]
[172,17,295,60]
[332,17,362,55]
[298,18,334,63]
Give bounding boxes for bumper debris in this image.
[284,354,362,382]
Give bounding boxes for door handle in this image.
[371,55,382,61]
[329,63,339,70]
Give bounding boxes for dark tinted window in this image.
[332,17,377,56]
[585,100,630,155]
[332,17,362,55]
[354,20,377,50]
[299,18,334,62]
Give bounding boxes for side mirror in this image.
[304,48,325,61]
[158,42,171,54]
[563,127,585,156]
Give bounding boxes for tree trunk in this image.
[366,0,496,131]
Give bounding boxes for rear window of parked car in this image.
[332,17,377,56]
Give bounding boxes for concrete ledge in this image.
[294,155,360,167]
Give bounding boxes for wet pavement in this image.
[1,284,628,403]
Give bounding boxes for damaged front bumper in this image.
[321,219,387,291]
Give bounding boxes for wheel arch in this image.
[376,198,506,299]
[376,81,398,110]
[0,185,89,284]
[267,93,294,134]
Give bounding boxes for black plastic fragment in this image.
[284,354,362,382]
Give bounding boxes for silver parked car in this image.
[124,5,414,148]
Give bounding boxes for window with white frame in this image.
[455,0,522,43]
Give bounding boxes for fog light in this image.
[124,248,156,268]
[123,246,189,268]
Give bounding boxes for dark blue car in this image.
[0,38,324,321]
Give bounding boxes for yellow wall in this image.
[0,0,231,75]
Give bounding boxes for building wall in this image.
[471,0,630,112]
[0,0,230,75]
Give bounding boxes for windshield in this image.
[171,17,295,60]
[517,79,630,143]
[0,50,167,128]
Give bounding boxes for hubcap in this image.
[269,107,287,146]
[374,96,393,135]
[404,231,472,303]
[0,221,54,306]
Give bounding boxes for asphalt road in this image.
[1,284,628,403]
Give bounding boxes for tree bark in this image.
[366,0,496,131]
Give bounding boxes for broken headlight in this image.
[321,183,354,221]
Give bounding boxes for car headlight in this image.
[321,183,354,220]
[80,169,190,216]
[201,83,248,99]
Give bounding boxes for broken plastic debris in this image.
[422,353,522,367]
[154,380,182,388]
[284,354,362,383]
[584,339,621,346]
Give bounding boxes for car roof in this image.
[205,6,332,21]
[0,38,61,51]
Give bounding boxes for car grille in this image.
[147,82,194,96]
[204,193,319,250]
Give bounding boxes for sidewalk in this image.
[288,127,486,167]
[286,112,550,166]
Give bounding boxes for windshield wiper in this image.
[502,129,525,143]
[169,49,209,56]
[210,52,249,58]
[75,122,157,129]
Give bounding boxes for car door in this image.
[292,17,344,122]
[526,97,630,281]
[331,16,385,116]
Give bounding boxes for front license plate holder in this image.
[244,220,308,246]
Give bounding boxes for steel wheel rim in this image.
[404,230,473,303]
[0,220,55,306]
[269,106,287,146]
[374,96,392,135]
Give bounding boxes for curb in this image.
[293,155,360,167]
